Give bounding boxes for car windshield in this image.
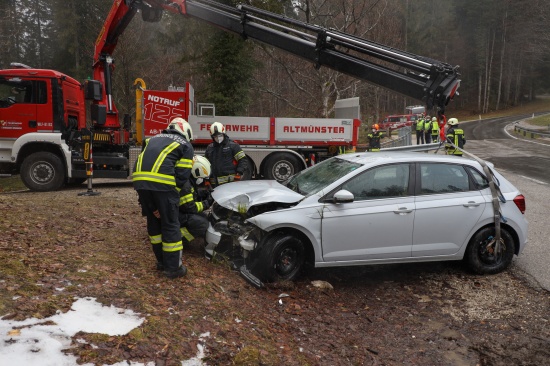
[285,157,362,197]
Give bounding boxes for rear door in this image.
[412,163,487,257]
[321,163,414,262]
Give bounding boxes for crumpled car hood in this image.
[211,180,304,212]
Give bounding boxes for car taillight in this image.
[513,194,526,214]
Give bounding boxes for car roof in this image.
[334,152,519,193]
[338,151,481,167]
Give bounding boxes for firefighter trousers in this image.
[137,189,183,271]
[179,212,209,245]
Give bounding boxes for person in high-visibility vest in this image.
[367,124,384,151]
[445,118,466,156]
[415,116,425,144]
[179,155,212,249]
[430,117,440,143]
[424,116,433,143]
[133,117,194,279]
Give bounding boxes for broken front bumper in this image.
[204,222,264,288]
[205,223,221,258]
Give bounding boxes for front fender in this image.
[12,133,72,175]
[247,206,323,262]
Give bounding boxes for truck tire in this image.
[20,152,65,192]
[264,153,302,181]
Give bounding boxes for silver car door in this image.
[413,163,486,257]
[321,163,414,262]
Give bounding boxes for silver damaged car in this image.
[205,152,528,286]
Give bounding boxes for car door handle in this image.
[463,201,481,208]
[394,207,412,214]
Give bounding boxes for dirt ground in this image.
[0,182,549,366]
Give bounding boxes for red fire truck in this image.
[137,81,360,181]
[0,0,460,191]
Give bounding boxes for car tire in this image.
[252,233,305,283]
[464,227,515,274]
[20,152,65,192]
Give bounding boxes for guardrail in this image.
[513,124,550,139]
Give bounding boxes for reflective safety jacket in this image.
[445,126,466,156]
[416,119,425,132]
[367,131,384,151]
[179,180,211,214]
[205,134,248,185]
[133,131,194,191]
[431,121,440,136]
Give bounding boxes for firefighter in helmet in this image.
[445,118,466,156]
[367,124,384,152]
[133,117,194,279]
[205,121,248,186]
[179,155,213,249]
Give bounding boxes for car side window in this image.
[342,163,409,200]
[420,163,470,194]
[465,167,490,190]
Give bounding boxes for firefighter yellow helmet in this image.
[192,155,211,179]
[209,121,225,136]
[447,118,459,126]
[168,117,193,141]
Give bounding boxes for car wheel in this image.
[20,152,65,192]
[465,227,515,274]
[252,233,305,282]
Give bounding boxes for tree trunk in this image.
[495,12,507,111]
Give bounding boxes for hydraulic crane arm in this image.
[177,0,460,113]
[94,0,460,130]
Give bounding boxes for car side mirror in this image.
[332,189,354,203]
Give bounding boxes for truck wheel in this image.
[20,152,65,192]
[264,153,302,181]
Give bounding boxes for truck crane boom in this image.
[182,0,460,112]
[94,0,460,131]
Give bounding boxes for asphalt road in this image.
[460,114,550,291]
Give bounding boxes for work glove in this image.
[204,180,214,192]
[202,198,213,210]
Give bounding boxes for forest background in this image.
[1,0,549,128]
